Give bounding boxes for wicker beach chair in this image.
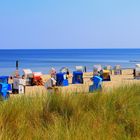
[114,65,122,75]
[134,64,140,79]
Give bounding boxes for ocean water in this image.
[0,49,140,75]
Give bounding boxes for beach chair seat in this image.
[100,70,111,81]
[13,78,26,94]
[104,65,112,74]
[72,71,83,84]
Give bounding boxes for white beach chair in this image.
[23,69,33,86]
[114,65,122,75]
[134,64,140,79]
[23,69,33,78]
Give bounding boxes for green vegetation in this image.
[0,85,140,140]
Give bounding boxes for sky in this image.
[0,0,140,49]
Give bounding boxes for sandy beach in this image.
[23,69,140,95]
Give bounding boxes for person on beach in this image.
[45,68,57,93]
[14,70,20,78]
[50,67,56,79]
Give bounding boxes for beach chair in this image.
[23,69,33,86]
[134,64,140,79]
[0,76,9,84]
[100,70,111,81]
[13,78,26,94]
[114,65,122,75]
[0,83,11,100]
[56,73,69,86]
[72,71,83,84]
[89,76,102,92]
[104,65,112,74]
[32,72,43,86]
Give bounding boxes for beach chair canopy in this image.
[104,65,112,70]
[33,72,42,77]
[93,65,102,72]
[23,69,33,78]
[103,70,110,74]
[0,76,9,84]
[60,67,69,73]
[114,65,121,70]
[76,66,84,72]
[136,64,140,68]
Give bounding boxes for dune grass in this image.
[0,84,140,140]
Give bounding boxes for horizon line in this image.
[0,48,140,50]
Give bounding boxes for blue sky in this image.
[0,0,140,49]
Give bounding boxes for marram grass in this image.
[0,84,140,140]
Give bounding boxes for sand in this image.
[23,69,140,95]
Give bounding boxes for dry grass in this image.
[0,84,140,140]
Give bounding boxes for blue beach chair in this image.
[0,76,9,84]
[89,76,102,92]
[0,83,11,100]
[72,71,83,84]
[56,73,69,86]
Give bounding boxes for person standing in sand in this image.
[45,68,57,93]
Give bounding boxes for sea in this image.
[0,49,140,75]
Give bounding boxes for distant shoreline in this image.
[1,48,140,50]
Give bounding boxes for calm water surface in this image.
[0,49,139,75]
